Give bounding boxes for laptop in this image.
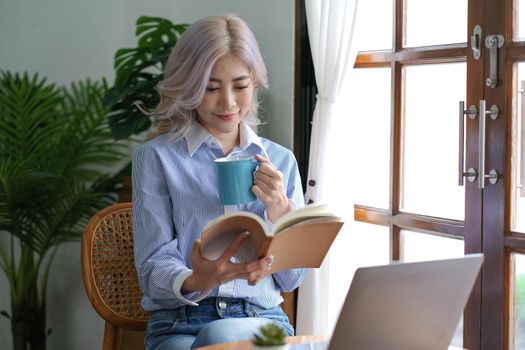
[293,254,483,350]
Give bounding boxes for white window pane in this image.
[519,0,525,40]
[512,63,525,233]
[355,0,393,51]
[511,254,525,349]
[346,68,391,209]
[402,63,466,220]
[405,0,467,47]
[402,230,464,263]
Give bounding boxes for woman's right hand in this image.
[181,231,273,293]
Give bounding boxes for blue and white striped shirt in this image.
[132,121,307,311]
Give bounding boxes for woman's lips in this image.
[215,113,237,121]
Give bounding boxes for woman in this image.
[132,14,306,350]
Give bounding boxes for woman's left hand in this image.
[252,154,291,223]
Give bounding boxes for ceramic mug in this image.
[215,155,259,205]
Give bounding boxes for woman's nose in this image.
[218,89,236,110]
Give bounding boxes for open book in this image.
[200,203,344,275]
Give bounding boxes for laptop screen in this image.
[296,254,483,350]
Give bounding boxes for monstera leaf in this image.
[104,16,189,140]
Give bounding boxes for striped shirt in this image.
[132,121,307,311]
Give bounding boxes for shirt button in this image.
[218,301,227,309]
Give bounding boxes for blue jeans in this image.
[145,297,294,350]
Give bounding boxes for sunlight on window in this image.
[354,0,392,51]
[512,63,525,233]
[512,254,525,349]
[516,0,525,40]
[345,67,391,209]
[402,230,464,263]
[402,63,466,220]
[405,0,467,47]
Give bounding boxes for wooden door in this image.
[349,0,525,348]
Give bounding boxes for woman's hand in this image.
[181,231,273,293]
[252,154,292,223]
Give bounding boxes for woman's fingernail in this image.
[263,256,273,270]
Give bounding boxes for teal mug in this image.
[215,155,259,205]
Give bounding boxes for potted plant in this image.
[0,71,130,349]
[101,16,188,199]
[104,16,188,140]
[252,323,289,350]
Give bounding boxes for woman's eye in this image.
[205,87,219,92]
[235,85,249,90]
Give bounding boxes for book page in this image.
[200,214,271,262]
[272,202,335,235]
[203,211,265,230]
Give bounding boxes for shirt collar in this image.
[184,120,267,157]
[184,120,214,156]
[239,121,266,155]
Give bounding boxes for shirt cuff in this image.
[263,209,275,229]
[264,199,296,226]
[172,270,211,306]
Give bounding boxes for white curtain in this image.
[296,0,360,336]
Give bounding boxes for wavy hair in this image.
[148,14,269,140]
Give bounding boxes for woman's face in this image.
[196,55,254,141]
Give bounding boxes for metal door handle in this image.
[458,101,477,185]
[478,100,500,189]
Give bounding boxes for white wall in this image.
[0,1,295,349]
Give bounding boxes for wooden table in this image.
[196,335,325,349]
[196,336,468,350]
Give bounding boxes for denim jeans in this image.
[145,297,294,350]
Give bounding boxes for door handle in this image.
[458,101,477,186]
[478,100,500,189]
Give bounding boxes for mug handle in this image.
[251,156,267,175]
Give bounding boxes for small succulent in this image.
[252,323,287,346]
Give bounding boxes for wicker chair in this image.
[82,202,297,349]
[81,202,148,350]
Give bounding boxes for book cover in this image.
[200,203,344,275]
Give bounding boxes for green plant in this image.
[104,16,188,140]
[252,323,287,346]
[0,71,129,350]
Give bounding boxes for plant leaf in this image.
[104,16,188,139]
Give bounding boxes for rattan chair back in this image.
[82,202,149,349]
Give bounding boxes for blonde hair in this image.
[148,14,269,140]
